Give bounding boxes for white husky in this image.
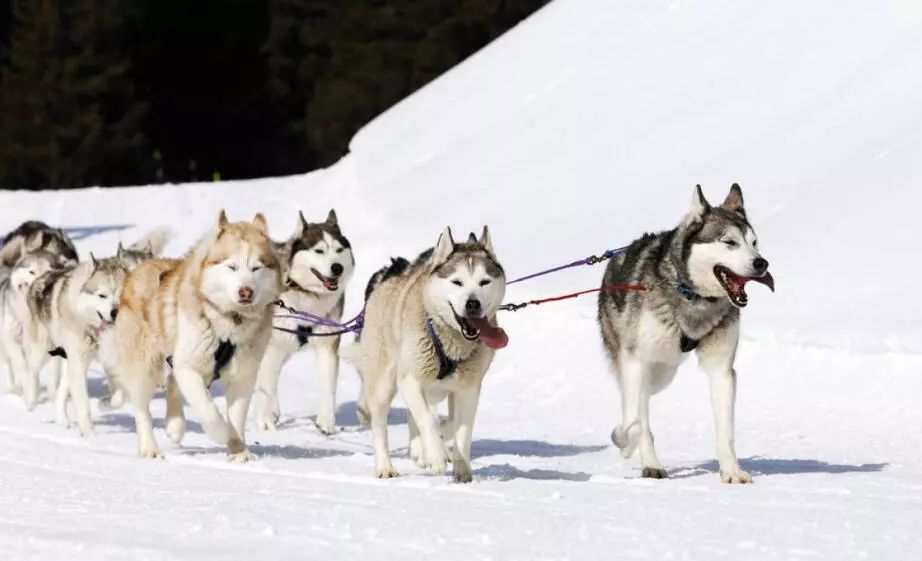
[0,244,60,396]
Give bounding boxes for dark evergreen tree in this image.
[0,0,149,190]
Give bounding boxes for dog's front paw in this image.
[375,464,400,479]
[611,422,641,459]
[227,450,257,463]
[76,419,93,437]
[258,414,278,431]
[316,410,337,435]
[55,412,71,429]
[720,467,752,484]
[641,466,669,479]
[424,454,448,476]
[138,448,163,459]
[165,416,186,444]
[452,461,473,483]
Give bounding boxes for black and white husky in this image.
[253,210,355,434]
[597,184,774,483]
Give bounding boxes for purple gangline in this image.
[506,259,587,285]
[274,311,364,329]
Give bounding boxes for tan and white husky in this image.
[101,211,281,460]
[344,227,508,482]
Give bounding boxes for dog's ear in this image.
[689,184,711,220]
[432,226,455,266]
[89,252,98,269]
[296,210,308,236]
[479,225,494,254]
[252,213,268,233]
[116,242,126,261]
[217,209,229,230]
[466,232,477,244]
[325,209,338,227]
[24,231,44,253]
[721,183,746,217]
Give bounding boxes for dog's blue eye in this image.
[479,279,491,287]
[723,239,738,248]
[451,280,463,287]
[226,263,237,271]
[252,265,262,272]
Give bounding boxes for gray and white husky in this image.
[597,184,774,484]
[19,232,167,432]
[254,210,355,433]
[0,221,79,271]
[344,227,508,482]
[0,242,62,395]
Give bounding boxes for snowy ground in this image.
[3,0,922,559]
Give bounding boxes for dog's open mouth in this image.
[311,269,339,291]
[713,265,775,308]
[453,311,509,349]
[96,311,115,328]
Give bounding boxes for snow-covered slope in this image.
[2,1,921,559]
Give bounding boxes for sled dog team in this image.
[0,183,773,484]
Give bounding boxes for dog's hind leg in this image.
[314,337,341,435]
[54,361,71,427]
[128,376,161,459]
[450,384,481,483]
[367,370,398,478]
[408,415,424,467]
[254,344,287,430]
[611,354,643,459]
[47,357,62,402]
[164,374,186,444]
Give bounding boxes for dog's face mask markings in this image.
[78,263,125,329]
[287,211,354,294]
[685,185,774,307]
[201,213,280,313]
[425,227,508,349]
[10,252,55,291]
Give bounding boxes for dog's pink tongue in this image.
[470,317,508,349]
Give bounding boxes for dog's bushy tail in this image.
[129,227,173,257]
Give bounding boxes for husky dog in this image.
[21,253,132,427]
[254,210,355,433]
[17,229,168,428]
[0,241,61,394]
[102,211,280,460]
[345,227,508,482]
[0,221,79,270]
[597,184,774,483]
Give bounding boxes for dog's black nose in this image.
[465,299,482,315]
[753,257,769,274]
[110,308,119,321]
[331,263,344,277]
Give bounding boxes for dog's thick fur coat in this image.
[102,211,281,459]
